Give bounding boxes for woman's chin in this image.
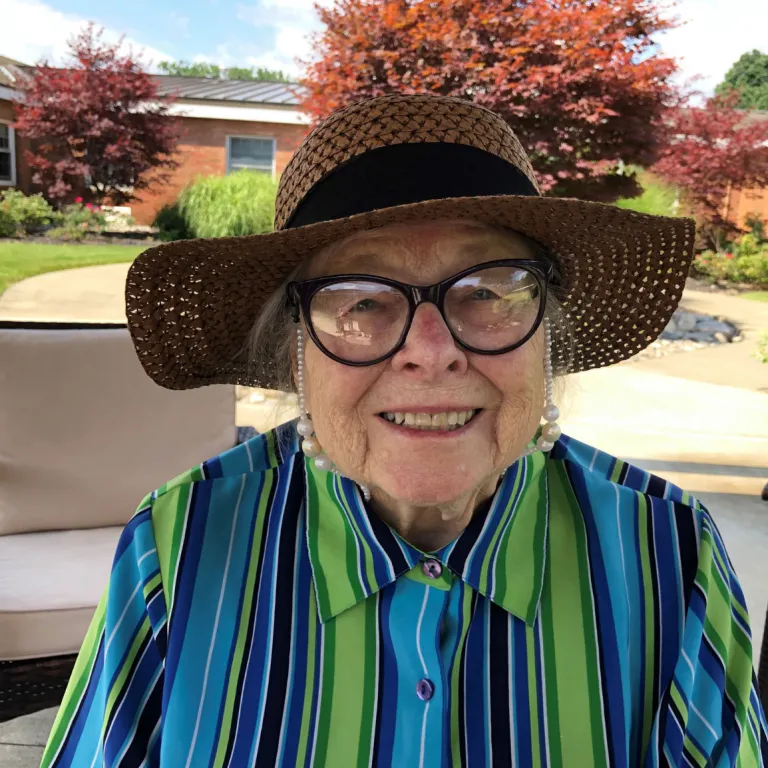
[371,465,485,507]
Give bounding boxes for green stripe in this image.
[312,619,336,766]
[525,625,542,768]
[306,465,331,620]
[450,584,474,768]
[357,595,379,767]
[212,472,274,768]
[152,482,194,610]
[295,582,318,767]
[478,457,525,595]
[39,599,107,767]
[321,602,367,761]
[104,617,153,731]
[337,474,379,601]
[542,463,594,766]
[636,493,656,759]
[682,735,708,767]
[265,429,278,467]
[330,472,367,606]
[493,454,547,624]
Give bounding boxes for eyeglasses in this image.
[286,259,553,367]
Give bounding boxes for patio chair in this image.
[0,321,256,723]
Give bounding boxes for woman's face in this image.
[301,219,546,505]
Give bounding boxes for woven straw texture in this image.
[126,93,695,391]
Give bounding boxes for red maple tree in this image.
[653,91,768,242]
[14,25,179,205]
[301,0,680,201]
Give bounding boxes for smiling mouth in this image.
[378,409,481,432]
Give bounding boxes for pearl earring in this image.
[518,320,561,461]
[295,327,372,502]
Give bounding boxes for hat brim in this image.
[125,195,695,390]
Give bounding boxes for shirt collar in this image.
[301,430,550,626]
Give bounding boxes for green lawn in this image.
[742,291,768,303]
[0,241,145,297]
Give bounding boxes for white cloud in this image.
[235,0,333,77]
[3,0,171,69]
[657,0,768,95]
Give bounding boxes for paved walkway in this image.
[0,262,132,323]
[626,289,768,393]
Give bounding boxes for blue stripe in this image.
[512,618,533,766]
[278,511,314,766]
[570,463,628,766]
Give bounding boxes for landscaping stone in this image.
[630,307,741,363]
[659,308,739,345]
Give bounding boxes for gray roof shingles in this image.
[153,76,307,106]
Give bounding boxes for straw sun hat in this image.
[125,93,695,391]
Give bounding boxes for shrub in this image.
[615,173,683,217]
[693,234,768,286]
[744,212,765,242]
[153,203,191,241]
[0,207,16,237]
[0,189,61,234]
[46,202,107,240]
[755,330,768,364]
[178,170,278,238]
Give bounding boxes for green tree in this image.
[158,60,293,83]
[715,50,768,110]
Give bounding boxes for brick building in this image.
[129,76,310,224]
[0,57,309,225]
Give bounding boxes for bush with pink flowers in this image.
[49,200,108,241]
[693,233,768,287]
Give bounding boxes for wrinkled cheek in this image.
[318,408,370,477]
[496,390,539,463]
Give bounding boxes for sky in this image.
[3,0,767,96]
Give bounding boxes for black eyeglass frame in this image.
[286,258,554,367]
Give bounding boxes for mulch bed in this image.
[685,276,767,295]
[1,233,160,247]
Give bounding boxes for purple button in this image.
[416,678,434,701]
[422,559,442,579]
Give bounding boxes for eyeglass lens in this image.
[308,265,542,363]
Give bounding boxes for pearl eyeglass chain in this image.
[517,321,562,460]
[294,322,561,505]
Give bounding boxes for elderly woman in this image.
[43,95,767,767]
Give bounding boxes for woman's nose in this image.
[390,303,468,377]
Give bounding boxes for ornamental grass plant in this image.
[176,170,279,239]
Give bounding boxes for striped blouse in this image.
[42,420,768,767]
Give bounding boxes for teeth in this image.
[381,410,478,431]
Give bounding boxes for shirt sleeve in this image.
[40,502,167,767]
[650,505,768,766]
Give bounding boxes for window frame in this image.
[0,120,17,187]
[225,135,276,178]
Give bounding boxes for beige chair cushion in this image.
[0,526,122,659]
[0,325,236,535]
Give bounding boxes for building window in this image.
[226,136,275,175]
[0,122,16,186]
